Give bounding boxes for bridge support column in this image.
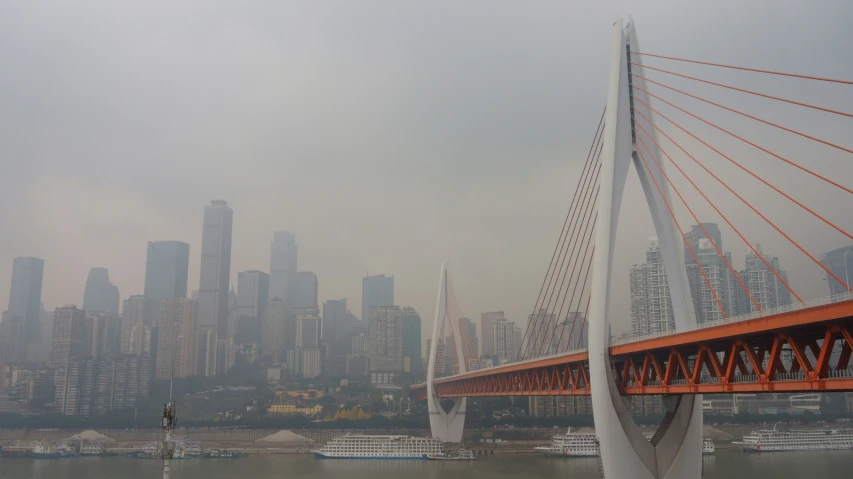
[426,262,466,443]
[588,18,703,478]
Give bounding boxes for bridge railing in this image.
[611,291,853,346]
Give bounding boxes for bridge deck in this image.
[412,298,853,399]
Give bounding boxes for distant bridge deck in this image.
[412,294,853,399]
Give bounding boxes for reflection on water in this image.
[1,449,852,479]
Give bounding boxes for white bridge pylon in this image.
[588,18,703,479]
[426,262,467,443]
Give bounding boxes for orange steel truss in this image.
[412,300,853,400]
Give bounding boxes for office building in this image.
[401,307,422,377]
[197,200,233,350]
[156,298,198,380]
[362,274,393,328]
[82,267,120,315]
[7,256,44,348]
[261,298,289,364]
[302,349,323,379]
[269,232,297,303]
[293,272,318,311]
[684,223,723,265]
[323,298,358,376]
[197,326,216,377]
[144,241,190,323]
[0,312,25,363]
[236,270,269,320]
[369,306,403,385]
[822,245,853,296]
[629,238,675,338]
[479,311,504,357]
[293,310,321,375]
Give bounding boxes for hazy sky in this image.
[2,1,852,340]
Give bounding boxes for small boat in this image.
[426,449,475,461]
[204,449,239,459]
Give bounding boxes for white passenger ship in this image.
[737,426,853,452]
[312,434,444,459]
[534,429,714,456]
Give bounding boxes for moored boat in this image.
[312,433,443,459]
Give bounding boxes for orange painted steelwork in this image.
[411,300,853,400]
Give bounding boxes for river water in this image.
[1,450,850,478]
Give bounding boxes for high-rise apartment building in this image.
[822,245,853,296]
[0,312,25,362]
[401,307,422,377]
[120,295,154,354]
[293,310,321,376]
[51,306,88,415]
[7,256,44,348]
[494,319,519,364]
[269,232,297,303]
[523,309,556,358]
[197,200,233,348]
[82,267,120,315]
[629,238,675,338]
[426,338,446,377]
[293,272,318,311]
[742,245,792,312]
[85,312,122,359]
[144,241,190,323]
[369,306,402,385]
[362,274,393,328]
[156,298,198,380]
[479,311,504,357]
[685,238,735,324]
[236,270,269,320]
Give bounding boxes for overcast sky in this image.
[2,1,852,340]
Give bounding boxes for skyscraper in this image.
[82,267,120,315]
[144,241,190,322]
[479,311,504,357]
[401,307,422,377]
[198,200,233,350]
[821,245,853,297]
[293,272,318,311]
[685,238,735,324]
[261,298,289,364]
[0,312,25,362]
[629,238,675,338]
[742,245,792,312]
[156,298,198,380]
[362,274,394,328]
[269,232,297,303]
[294,309,321,376]
[50,306,88,415]
[236,270,269,320]
[369,306,403,386]
[683,223,723,265]
[84,312,122,359]
[7,256,44,347]
[494,319,519,364]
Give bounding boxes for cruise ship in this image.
[534,429,714,456]
[737,426,853,452]
[312,434,444,459]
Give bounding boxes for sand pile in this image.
[256,430,312,443]
[64,430,115,442]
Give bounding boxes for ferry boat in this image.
[204,449,239,459]
[534,428,599,457]
[79,443,105,456]
[534,429,714,456]
[312,434,444,459]
[737,425,853,452]
[426,448,475,461]
[29,442,78,458]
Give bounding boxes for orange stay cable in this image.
[631,53,853,86]
[634,85,853,198]
[526,161,602,360]
[631,63,853,119]
[634,118,803,303]
[522,112,605,355]
[633,107,845,296]
[575,296,592,350]
[558,245,595,354]
[632,73,853,156]
[636,134,758,312]
[543,213,598,358]
[633,146,728,317]
[632,94,853,245]
[520,142,604,359]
